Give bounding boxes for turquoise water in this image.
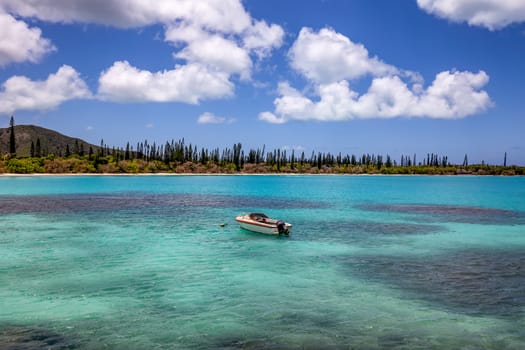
[0,175,524,349]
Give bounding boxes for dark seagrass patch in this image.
[0,325,77,349]
[345,249,525,317]
[356,203,525,225]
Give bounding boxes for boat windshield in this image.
[249,213,269,220]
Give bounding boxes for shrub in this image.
[6,158,44,173]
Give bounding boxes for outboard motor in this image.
[276,220,288,235]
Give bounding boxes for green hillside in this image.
[0,125,98,158]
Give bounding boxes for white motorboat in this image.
[235,213,292,235]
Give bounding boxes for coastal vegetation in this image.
[1,120,523,175]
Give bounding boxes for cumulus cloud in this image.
[98,60,233,104]
[197,112,235,124]
[117,9,283,103]
[164,18,284,82]
[0,65,91,114]
[1,0,284,65]
[259,71,491,123]
[0,13,55,66]
[0,0,284,57]
[1,0,284,105]
[243,20,285,58]
[289,27,397,83]
[260,27,492,123]
[172,31,252,80]
[417,0,525,30]
[0,0,252,31]
[259,111,285,124]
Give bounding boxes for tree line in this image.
[2,116,523,175]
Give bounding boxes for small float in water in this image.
[235,212,292,235]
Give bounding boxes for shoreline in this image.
[0,172,522,177]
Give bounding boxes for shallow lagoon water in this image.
[0,175,524,349]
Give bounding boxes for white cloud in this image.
[417,0,525,30]
[0,0,252,31]
[173,32,252,80]
[288,27,397,83]
[164,18,284,81]
[197,112,235,124]
[261,71,491,123]
[98,60,233,104]
[258,111,286,124]
[0,65,91,114]
[103,14,284,104]
[413,70,492,118]
[0,0,283,58]
[243,20,285,58]
[272,82,315,119]
[1,0,284,105]
[260,27,492,123]
[164,21,207,44]
[0,13,55,66]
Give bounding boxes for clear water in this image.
[0,175,524,349]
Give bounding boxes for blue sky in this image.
[1,0,524,165]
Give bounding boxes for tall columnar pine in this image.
[9,116,16,156]
[385,155,392,168]
[36,138,41,157]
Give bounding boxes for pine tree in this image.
[385,155,392,168]
[376,155,383,169]
[463,154,469,167]
[276,149,281,171]
[233,143,242,171]
[36,138,41,157]
[9,116,16,156]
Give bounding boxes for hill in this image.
[0,125,98,157]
